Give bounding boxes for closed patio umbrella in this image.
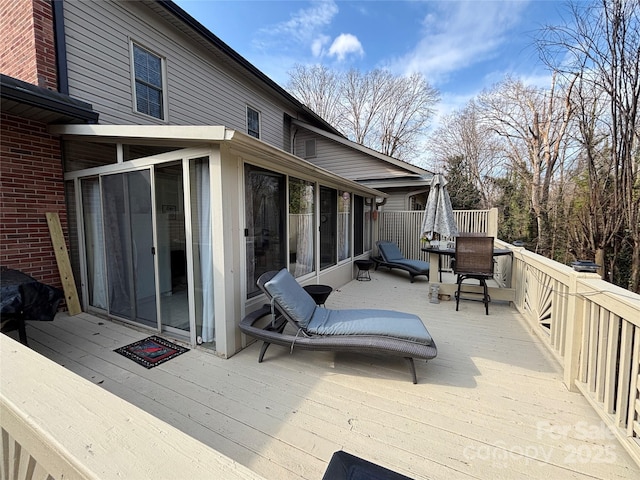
[421,174,458,240]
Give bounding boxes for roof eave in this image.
[1,74,98,124]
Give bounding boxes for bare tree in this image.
[539,0,640,291]
[477,75,575,255]
[376,73,439,159]
[427,100,505,208]
[287,66,439,161]
[341,69,394,145]
[286,64,344,127]
[568,74,625,281]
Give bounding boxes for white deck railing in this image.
[508,244,640,466]
[377,209,640,466]
[0,336,265,480]
[2,208,639,474]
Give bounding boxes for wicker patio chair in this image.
[239,269,438,384]
[454,236,495,315]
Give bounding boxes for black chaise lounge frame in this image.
[239,270,438,383]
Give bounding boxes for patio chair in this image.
[322,451,413,480]
[454,236,495,315]
[374,241,430,283]
[239,269,438,384]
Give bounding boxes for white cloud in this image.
[519,71,554,89]
[388,1,529,85]
[258,0,338,46]
[311,35,331,57]
[328,33,364,61]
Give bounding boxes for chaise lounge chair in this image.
[240,269,437,383]
[373,241,430,283]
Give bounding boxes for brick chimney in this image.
[0,0,57,90]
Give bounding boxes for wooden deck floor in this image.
[9,269,639,480]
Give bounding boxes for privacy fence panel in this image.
[376,209,496,261]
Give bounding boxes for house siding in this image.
[384,192,413,211]
[293,128,413,180]
[0,0,57,89]
[62,0,294,150]
[0,112,67,289]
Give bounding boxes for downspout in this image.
[290,126,298,155]
[369,197,387,248]
[365,196,387,213]
[52,0,69,95]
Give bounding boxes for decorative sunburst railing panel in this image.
[510,244,640,467]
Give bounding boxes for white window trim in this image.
[246,105,261,139]
[129,39,169,122]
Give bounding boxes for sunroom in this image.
[52,124,385,358]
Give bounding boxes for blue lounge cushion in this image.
[378,242,404,261]
[308,308,433,344]
[378,242,429,272]
[263,269,433,345]
[391,259,429,273]
[264,269,317,328]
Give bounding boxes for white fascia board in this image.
[48,124,227,142]
[358,179,432,189]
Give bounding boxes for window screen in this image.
[247,106,260,138]
[133,44,164,119]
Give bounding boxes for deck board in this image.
[10,269,639,480]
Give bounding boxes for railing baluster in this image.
[604,314,621,414]
[595,308,609,403]
[627,328,640,437]
[617,322,634,428]
[588,306,599,393]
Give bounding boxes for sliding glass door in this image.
[102,170,157,327]
[155,162,189,333]
[78,153,220,347]
[245,164,286,297]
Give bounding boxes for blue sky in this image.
[174,0,569,123]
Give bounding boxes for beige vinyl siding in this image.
[383,193,412,211]
[294,129,411,180]
[63,1,294,148]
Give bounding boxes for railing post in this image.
[487,208,498,238]
[563,272,585,392]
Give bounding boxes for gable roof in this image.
[150,1,344,137]
[291,119,433,187]
[128,2,433,191]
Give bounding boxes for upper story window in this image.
[132,43,165,120]
[247,106,260,138]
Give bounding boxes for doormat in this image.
[114,335,189,369]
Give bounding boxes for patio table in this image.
[303,284,333,307]
[422,246,512,283]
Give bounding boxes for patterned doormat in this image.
[114,335,189,369]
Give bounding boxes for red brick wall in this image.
[0,112,67,289]
[0,0,57,89]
